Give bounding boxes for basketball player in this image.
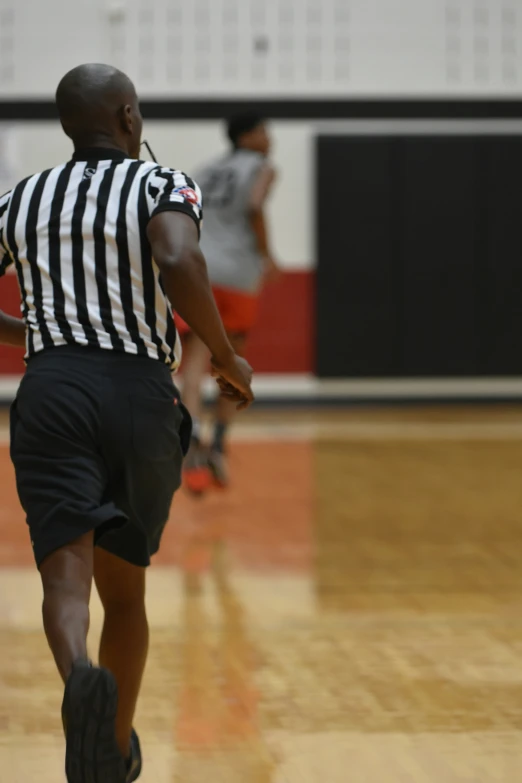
[180,111,279,493]
[0,64,253,783]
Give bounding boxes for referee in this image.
[0,63,253,783]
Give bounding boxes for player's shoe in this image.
[62,660,126,783]
[126,729,142,782]
[183,438,212,496]
[208,449,229,489]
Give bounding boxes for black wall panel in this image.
[316,137,399,376]
[400,138,478,375]
[482,139,522,375]
[316,134,522,378]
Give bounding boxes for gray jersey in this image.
[196,149,266,293]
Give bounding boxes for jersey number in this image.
[203,170,236,208]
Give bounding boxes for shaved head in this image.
[56,63,143,157]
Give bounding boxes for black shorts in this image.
[10,345,192,568]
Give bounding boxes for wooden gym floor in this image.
[2,404,522,781]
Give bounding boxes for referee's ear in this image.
[118,102,143,158]
[118,104,133,134]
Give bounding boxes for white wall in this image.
[0,0,521,97]
[0,120,314,270]
[4,118,522,273]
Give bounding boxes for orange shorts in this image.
[176,285,259,336]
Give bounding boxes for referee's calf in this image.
[0,63,253,783]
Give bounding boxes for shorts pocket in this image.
[178,401,193,456]
[9,399,19,459]
[130,396,182,462]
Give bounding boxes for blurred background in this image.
[1,0,521,400]
[3,1,522,782]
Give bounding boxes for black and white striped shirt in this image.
[0,148,203,369]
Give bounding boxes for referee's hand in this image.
[211,353,254,411]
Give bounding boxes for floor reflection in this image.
[174,517,275,781]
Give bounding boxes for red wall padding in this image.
[0,270,314,375]
[246,270,314,373]
[0,274,25,374]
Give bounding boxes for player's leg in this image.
[180,331,209,434]
[207,286,258,487]
[179,331,212,494]
[209,331,247,487]
[93,547,147,771]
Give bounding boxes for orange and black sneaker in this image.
[183,438,212,496]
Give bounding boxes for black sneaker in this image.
[62,660,126,783]
[208,449,229,489]
[126,728,142,782]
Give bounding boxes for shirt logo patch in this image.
[173,187,200,206]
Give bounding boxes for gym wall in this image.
[0,0,521,391]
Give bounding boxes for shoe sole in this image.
[183,466,212,496]
[128,729,143,782]
[62,666,126,783]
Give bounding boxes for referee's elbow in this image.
[155,246,206,273]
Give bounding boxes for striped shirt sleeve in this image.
[146,167,203,235]
[0,190,12,276]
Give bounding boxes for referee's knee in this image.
[39,533,95,596]
[93,547,146,610]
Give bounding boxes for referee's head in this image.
[56,63,143,159]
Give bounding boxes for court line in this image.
[229,422,522,441]
[3,420,522,444]
[4,374,522,402]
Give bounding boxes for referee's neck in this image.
[72,136,128,156]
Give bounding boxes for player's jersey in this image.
[196,149,266,293]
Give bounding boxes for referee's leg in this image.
[93,547,149,760]
[39,531,94,681]
[90,362,190,772]
[10,364,130,783]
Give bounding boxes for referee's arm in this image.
[145,169,235,364]
[0,311,25,347]
[148,210,254,408]
[148,211,232,362]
